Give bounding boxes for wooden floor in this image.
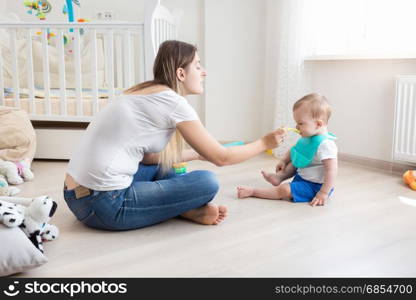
[14,154,416,277]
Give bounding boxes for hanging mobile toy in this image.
[23,0,52,21]
[63,0,81,32]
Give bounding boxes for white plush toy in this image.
[0,174,20,196]
[0,196,58,253]
[0,158,34,185]
[41,223,60,241]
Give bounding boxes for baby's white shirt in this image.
[296,139,338,183]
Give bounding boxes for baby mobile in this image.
[23,0,88,53]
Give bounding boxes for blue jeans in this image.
[63,164,219,230]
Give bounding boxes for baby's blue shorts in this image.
[289,173,333,203]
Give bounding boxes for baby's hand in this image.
[310,191,328,206]
[275,160,286,172]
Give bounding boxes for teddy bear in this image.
[403,170,416,191]
[0,195,58,253]
[0,158,34,185]
[0,174,20,196]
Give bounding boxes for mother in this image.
[64,40,285,230]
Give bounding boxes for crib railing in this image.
[0,22,146,122]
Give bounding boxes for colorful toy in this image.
[23,0,52,20]
[403,170,416,191]
[63,0,81,32]
[225,141,244,147]
[223,141,244,147]
[173,162,187,175]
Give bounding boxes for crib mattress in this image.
[3,96,110,117]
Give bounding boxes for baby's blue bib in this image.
[290,133,336,168]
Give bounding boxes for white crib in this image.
[0,0,178,159]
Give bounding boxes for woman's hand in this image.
[261,128,286,150]
[177,120,286,167]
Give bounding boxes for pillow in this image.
[0,106,37,163]
[0,226,48,277]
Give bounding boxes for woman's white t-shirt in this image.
[67,90,199,191]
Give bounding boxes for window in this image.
[304,0,416,58]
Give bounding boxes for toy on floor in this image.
[0,175,20,196]
[223,141,245,147]
[0,158,34,185]
[41,223,60,241]
[403,170,416,191]
[173,162,187,174]
[0,196,58,253]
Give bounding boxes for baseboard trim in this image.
[338,153,416,174]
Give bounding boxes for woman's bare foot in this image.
[181,204,228,225]
[261,171,284,186]
[237,186,254,198]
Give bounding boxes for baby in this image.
[237,93,338,206]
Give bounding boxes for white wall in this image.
[204,0,266,141]
[306,59,416,161]
[162,0,205,123]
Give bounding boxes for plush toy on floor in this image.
[41,223,60,241]
[0,199,25,227]
[403,170,416,191]
[0,174,20,196]
[0,196,58,253]
[0,158,34,185]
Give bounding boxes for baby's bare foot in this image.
[261,171,283,186]
[237,186,254,198]
[181,204,228,225]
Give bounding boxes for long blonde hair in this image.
[124,40,197,173]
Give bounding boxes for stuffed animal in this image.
[0,158,34,185]
[41,223,59,241]
[0,174,20,196]
[0,196,58,253]
[403,170,416,191]
[0,199,25,227]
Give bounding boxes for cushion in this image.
[0,226,48,277]
[0,106,36,163]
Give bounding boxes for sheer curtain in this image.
[264,0,309,157]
